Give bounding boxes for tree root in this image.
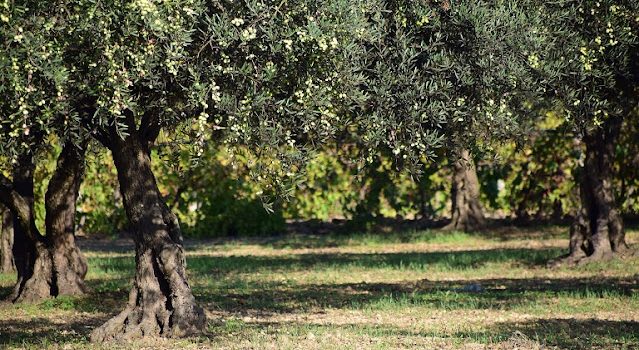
[548,248,636,268]
[90,245,205,342]
[10,242,54,303]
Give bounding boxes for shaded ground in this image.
[0,227,638,349]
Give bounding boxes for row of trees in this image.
[0,0,637,342]
[5,120,639,241]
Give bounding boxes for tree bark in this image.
[7,154,54,302]
[90,131,205,342]
[0,144,88,302]
[445,149,486,231]
[550,117,630,266]
[45,143,89,295]
[1,207,15,273]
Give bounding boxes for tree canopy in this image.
[0,0,638,343]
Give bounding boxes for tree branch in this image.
[91,128,112,148]
[139,111,161,143]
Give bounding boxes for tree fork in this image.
[90,131,205,342]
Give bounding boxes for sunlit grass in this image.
[1,227,638,349]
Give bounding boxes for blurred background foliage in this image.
[26,112,638,238]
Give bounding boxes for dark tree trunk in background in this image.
[0,144,88,302]
[445,149,486,231]
[90,131,205,342]
[1,207,15,273]
[45,143,89,295]
[550,117,630,266]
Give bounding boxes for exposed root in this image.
[548,249,635,268]
[9,242,54,303]
[547,250,587,268]
[90,245,205,342]
[8,240,89,303]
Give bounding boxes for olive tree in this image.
[533,0,639,265]
[347,0,544,231]
[0,0,88,302]
[46,0,374,341]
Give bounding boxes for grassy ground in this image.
[1,226,638,349]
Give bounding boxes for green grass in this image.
[1,227,638,349]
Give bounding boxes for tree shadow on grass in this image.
[195,275,639,314]
[77,221,569,252]
[0,284,12,299]
[2,247,634,315]
[0,275,636,347]
[79,249,559,284]
[0,283,129,315]
[196,281,538,314]
[0,316,107,347]
[203,318,639,349]
[86,248,561,276]
[467,318,639,349]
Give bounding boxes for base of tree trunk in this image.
[10,242,54,302]
[548,247,635,267]
[549,117,632,267]
[9,241,88,302]
[90,243,206,342]
[444,150,486,232]
[443,212,486,232]
[91,129,206,342]
[52,240,88,296]
[3,144,88,303]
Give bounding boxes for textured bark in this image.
[550,117,630,267]
[90,131,205,342]
[445,149,486,231]
[1,207,15,273]
[45,143,89,295]
[7,155,53,302]
[0,145,88,302]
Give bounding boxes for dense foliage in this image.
[0,0,638,342]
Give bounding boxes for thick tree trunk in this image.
[45,143,89,295]
[445,149,486,231]
[90,132,205,342]
[1,207,15,273]
[8,155,54,302]
[550,118,630,266]
[2,145,88,302]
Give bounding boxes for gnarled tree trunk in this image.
[0,144,88,302]
[7,154,53,302]
[1,207,15,273]
[46,143,89,295]
[550,117,629,266]
[445,149,486,231]
[90,131,205,342]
